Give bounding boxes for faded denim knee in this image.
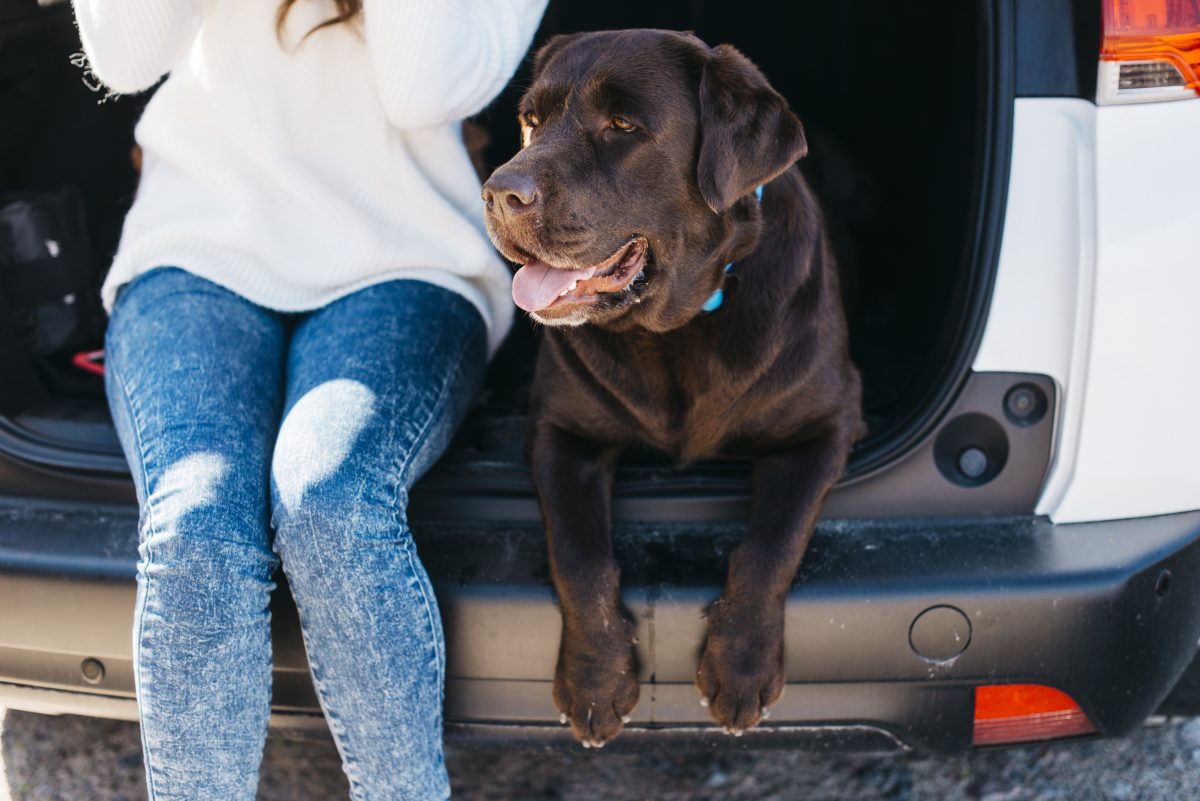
[270,415,413,567]
[138,450,279,630]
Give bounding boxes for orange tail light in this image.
[973,684,1098,746]
[1100,0,1200,100]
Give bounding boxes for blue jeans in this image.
[104,268,486,801]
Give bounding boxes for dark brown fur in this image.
[483,29,864,746]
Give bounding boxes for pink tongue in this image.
[511,261,597,312]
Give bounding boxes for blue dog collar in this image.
[701,185,765,314]
[700,265,732,313]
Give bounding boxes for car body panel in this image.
[4,495,1200,752]
[974,96,1200,523]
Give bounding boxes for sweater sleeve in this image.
[72,0,208,95]
[363,0,548,129]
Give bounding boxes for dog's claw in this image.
[621,714,632,724]
[560,713,569,725]
[699,696,710,707]
[761,707,771,720]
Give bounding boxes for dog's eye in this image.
[609,116,637,133]
[519,113,540,148]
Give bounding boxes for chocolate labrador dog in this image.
[482,29,864,747]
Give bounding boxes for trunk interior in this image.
[0,0,1007,515]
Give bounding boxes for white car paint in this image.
[974,97,1200,523]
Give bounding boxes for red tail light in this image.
[973,684,1097,746]
[1100,0,1200,102]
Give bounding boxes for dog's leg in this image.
[530,422,639,747]
[696,423,856,734]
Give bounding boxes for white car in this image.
[1,0,1198,752]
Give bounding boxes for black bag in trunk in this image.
[1,187,105,357]
[0,188,107,414]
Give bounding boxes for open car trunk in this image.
[0,0,1024,519]
[18,0,1200,754]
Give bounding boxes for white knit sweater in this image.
[74,0,547,355]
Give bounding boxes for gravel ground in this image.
[4,708,1200,800]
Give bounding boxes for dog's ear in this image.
[696,44,808,213]
[532,33,586,79]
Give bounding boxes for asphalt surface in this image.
[4,708,1200,800]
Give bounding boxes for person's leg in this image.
[270,280,486,801]
[105,268,286,801]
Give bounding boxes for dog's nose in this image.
[483,172,540,216]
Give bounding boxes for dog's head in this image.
[483,29,807,331]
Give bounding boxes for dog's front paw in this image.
[695,597,786,735]
[553,614,640,748]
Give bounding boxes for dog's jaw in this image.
[531,308,593,327]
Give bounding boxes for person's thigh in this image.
[106,268,286,531]
[270,279,486,800]
[271,279,487,524]
[105,267,287,800]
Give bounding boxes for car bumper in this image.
[3,497,1199,753]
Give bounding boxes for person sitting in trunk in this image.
[72,0,546,797]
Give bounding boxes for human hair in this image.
[276,0,361,41]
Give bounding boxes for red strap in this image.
[72,349,105,376]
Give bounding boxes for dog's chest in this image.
[551,332,793,463]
